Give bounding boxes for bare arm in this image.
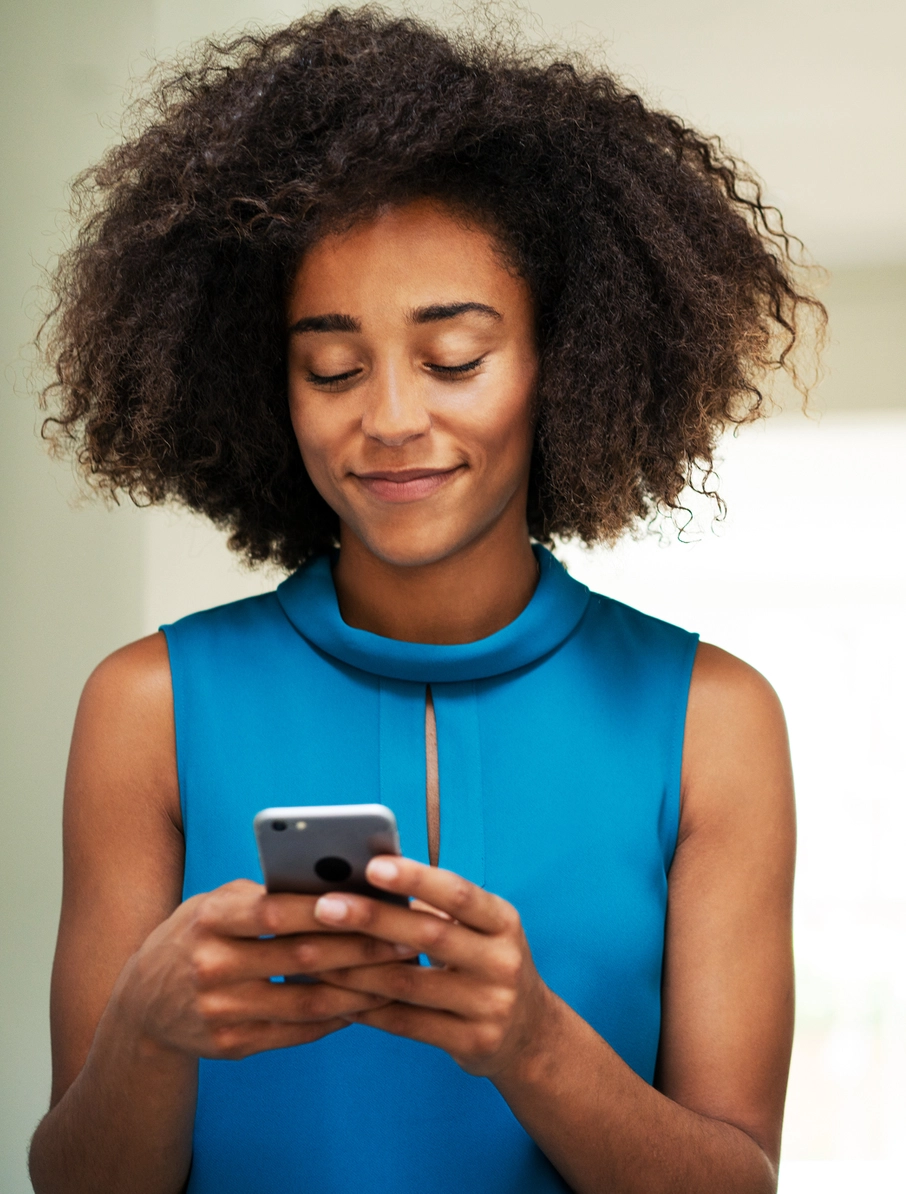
[28,635,402,1194]
[29,634,197,1194]
[314,642,796,1193]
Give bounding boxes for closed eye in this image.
[306,356,485,388]
[428,356,485,378]
[306,367,363,388]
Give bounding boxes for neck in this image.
[333,513,539,645]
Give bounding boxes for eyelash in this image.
[305,356,486,388]
[428,355,485,378]
[306,368,361,388]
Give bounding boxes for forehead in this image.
[288,199,530,317]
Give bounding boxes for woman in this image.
[29,9,818,1193]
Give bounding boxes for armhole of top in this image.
[160,624,190,850]
[662,630,700,870]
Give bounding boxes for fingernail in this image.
[314,895,349,922]
[393,943,415,956]
[368,858,398,883]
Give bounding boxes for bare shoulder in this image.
[81,630,173,714]
[681,642,793,839]
[687,641,784,718]
[70,630,179,831]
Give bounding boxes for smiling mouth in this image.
[353,465,465,503]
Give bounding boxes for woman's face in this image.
[286,199,538,567]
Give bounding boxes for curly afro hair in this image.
[40,5,823,570]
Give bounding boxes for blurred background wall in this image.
[2,2,904,1191]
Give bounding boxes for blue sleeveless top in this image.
[163,546,698,1194]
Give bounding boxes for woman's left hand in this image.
[312,856,558,1080]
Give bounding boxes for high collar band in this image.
[276,545,590,683]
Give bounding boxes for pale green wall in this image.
[0,3,152,1188]
[1,3,903,1192]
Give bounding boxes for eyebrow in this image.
[287,302,502,335]
[409,302,502,325]
[288,313,361,335]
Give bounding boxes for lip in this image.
[353,465,465,503]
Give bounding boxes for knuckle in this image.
[471,1022,504,1058]
[181,891,205,917]
[191,944,227,987]
[446,878,472,918]
[294,941,318,970]
[501,986,518,1016]
[494,945,523,985]
[197,990,232,1024]
[423,916,451,951]
[486,986,517,1020]
[257,897,283,936]
[210,1024,247,1060]
[356,900,380,930]
[225,878,255,894]
[498,902,521,933]
[192,898,219,934]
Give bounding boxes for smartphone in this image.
[254,803,412,983]
[254,803,409,905]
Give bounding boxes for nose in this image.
[360,361,431,447]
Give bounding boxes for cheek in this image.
[288,391,340,486]
[288,376,333,438]
[469,372,535,469]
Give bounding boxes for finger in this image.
[192,932,417,985]
[364,857,515,934]
[351,1002,474,1057]
[408,899,453,966]
[204,1017,351,1060]
[313,892,491,970]
[409,898,453,920]
[320,960,492,1017]
[190,881,332,940]
[199,978,391,1026]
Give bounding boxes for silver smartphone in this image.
[254,803,411,983]
[254,803,408,906]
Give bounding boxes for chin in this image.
[355,520,473,570]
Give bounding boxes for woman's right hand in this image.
[112,878,412,1061]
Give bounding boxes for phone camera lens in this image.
[315,856,352,882]
[271,820,287,832]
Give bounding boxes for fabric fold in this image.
[275,544,591,682]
